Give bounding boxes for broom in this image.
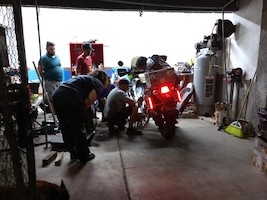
[225,71,256,138]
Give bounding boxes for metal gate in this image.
[0,1,36,199]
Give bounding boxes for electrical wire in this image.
[221,0,235,104]
[221,0,235,119]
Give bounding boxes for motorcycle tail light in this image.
[160,86,170,94]
[148,97,154,109]
[176,90,182,101]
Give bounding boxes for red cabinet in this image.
[69,43,104,73]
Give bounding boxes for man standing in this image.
[53,70,109,164]
[104,79,142,135]
[76,41,94,75]
[38,41,62,102]
[76,42,96,133]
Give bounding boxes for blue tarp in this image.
[28,67,130,83]
[28,68,71,82]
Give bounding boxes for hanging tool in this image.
[225,70,256,138]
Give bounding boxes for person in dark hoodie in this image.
[53,70,109,164]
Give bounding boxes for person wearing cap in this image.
[52,70,109,164]
[76,41,94,75]
[104,79,142,135]
[38,41,62,102]
[97,76,116,121]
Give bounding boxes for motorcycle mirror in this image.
[118,61,124,67]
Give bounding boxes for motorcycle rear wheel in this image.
[159,124,176,140]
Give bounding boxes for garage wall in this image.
[230,0,262,79]
[229,0,263,130]
[253,0,267,130]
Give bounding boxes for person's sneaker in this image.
[101,116,106,122]
[117,126,126,131]
[109,127,116,135]
[80,152,95,164]
[70,152,78,160]
[126,127,142,135]
[108,123,116,134]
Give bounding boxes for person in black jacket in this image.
[53,70,109,164]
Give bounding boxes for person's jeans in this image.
[45,80,61,102]
[53,96,90,162]
[106,106,132,127]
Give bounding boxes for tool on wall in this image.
[227,67,243,117]
[225,70,257,138]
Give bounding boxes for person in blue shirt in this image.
[53,70,109,164]
[38,41,62,102]
[97,77,116,121]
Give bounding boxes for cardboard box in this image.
[145,68,177,88]
[253,154,267,175]
[254,136,267,155]
[253,136,267,175]
[214,110,228,127]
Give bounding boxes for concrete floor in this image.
[35,118,267,200]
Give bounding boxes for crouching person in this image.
[104,79,142,135]
[53,70,109,164]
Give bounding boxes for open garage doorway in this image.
[21,8,232,68]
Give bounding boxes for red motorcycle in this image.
[133,68,193,140]
[130,56,194,140]
[142,68,180,139]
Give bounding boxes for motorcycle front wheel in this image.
[159,123,176,140]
